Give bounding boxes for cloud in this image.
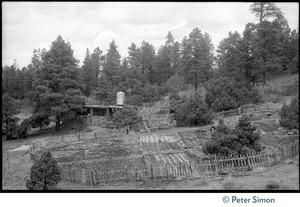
[2,2,299,68]
[170,21,187,31]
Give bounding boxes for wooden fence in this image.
[58,128,128,143]
[59,140,299,185]
[215,102,283,119]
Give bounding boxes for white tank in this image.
[116,91,125,106]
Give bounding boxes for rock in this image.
[287,131,293,135]
[261,131,266,135]
[278,127,284,130]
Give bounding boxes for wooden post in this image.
[214,154,218,174]
[68,167,72,182]
[246,153,251,170]
[166,164,168,178]
[91,169,95,185]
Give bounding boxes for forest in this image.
[2,2,299,140]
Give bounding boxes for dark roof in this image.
[83,105,123,109]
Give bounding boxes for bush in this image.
[26,151,61,190]
[279,96,299,129]
[205,77,262,112]
[112,106,142,129]
[169,90,181,101]
[165,74,187,92]
[126,94,145,106]
[265,180,281,190]
[203,116,261,156]
[173,91,213,126]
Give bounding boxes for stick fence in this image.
[59,140,298,185]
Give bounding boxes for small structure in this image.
[116,91,125,106]
[77,105,122,126]
[77,92,125,126]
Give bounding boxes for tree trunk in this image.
[263,72,266,86]
[260,4,263,23]
[55,116,60,130]
[195,81,198,91]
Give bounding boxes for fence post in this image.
[246,153,251,171]
[281,145,286,162]
[91,169,95,186]
[214,154,218,174]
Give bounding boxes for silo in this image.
[116,91,125,106]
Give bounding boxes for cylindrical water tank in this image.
[116,91,125,106]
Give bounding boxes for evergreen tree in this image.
[181,28,213,90]
[26,151,61,190]
[80,48,104,96]
[203,115,261,156]
[2,93,20,140]
[29,36,86,129]
[102,40,121,85]
[139,41,156,84]
[280,96,299,129]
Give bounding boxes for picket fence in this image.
[215,102,283,119]
[58,128,131,143]
[59,140,299,185]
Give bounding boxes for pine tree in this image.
[29,36,86,129]
[102,40,121,85]
[26,151,61,190]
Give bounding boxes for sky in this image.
[2,2,299,69]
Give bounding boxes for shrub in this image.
[126,94,145,106]
[173,92,213,126]
[203,116,261,156]
[169,90,181,101]
[205,77,262,112]
[26,151,61,190]
[165,74,187,92]
[279,96,299,129]
[112,106,142,129]
[265,180,281,190]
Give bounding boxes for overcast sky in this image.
[2,2,299,69]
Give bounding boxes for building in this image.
[77,105,123,126]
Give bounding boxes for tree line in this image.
[2,2,299,139]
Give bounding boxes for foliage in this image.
[265,180,281,190]
[180,28,214,90]
[26,151,61,190]
[173,91,213,126]
[29,112,51,130]
[164,73,187,92]
[112,106,142,128]
[205,77,262,112]
[255,74,299,102]
[154,32,180,85]
[102,40,121,85]
[28,36,86,129]
[80,48,104,96]
[2,93,21,139]
[169,90,181,101]
[203,116,261,156]
[279,96,299,129]
[250,2,287,23]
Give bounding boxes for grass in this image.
[265,180,282,190]
[222,181,243,190]
[256,74,299,103]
